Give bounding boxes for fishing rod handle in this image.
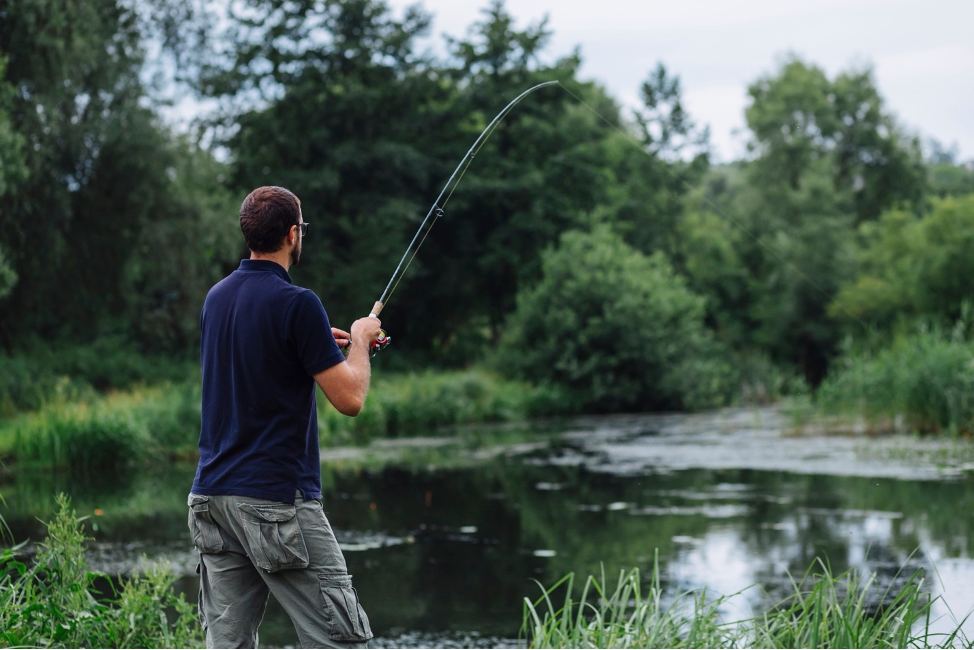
[370,300,383,319]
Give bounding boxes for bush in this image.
[0,494,203,648]
[816,328,974,434]
[497,227,735,413]
[737,352,810,405]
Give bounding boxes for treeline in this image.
[2,0,974,415]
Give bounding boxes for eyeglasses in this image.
[298,222,310,237]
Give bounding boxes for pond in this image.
[3,407,974,647]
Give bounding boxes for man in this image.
[187,186,382,648]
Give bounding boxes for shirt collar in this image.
[238,259,293,284]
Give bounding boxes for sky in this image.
[382,0,974,163]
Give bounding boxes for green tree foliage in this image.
[204,0,459,352]
[412,2,619,355]
[0,56,25,319]
[0,0,238,350]
[746,57,925,223]
[609,63,710,258]
[0,56,25,200]
[498,227,733,412]
[673,56,924,384]
[680,160,855,384]
[929,163,974,198]
[831,194,974,327]
[210,0,623,363]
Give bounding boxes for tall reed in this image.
[816,329,974,434]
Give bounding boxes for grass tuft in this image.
[2,383,201,472]
[522,552,969,649]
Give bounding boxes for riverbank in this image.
[4,328,974,476]
[0,368,571,473]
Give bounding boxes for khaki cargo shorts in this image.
[187,491,372,649]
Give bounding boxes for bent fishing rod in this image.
[364,80,560,356]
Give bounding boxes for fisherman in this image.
[186,186,382,648]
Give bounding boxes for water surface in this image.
[3,407,974,647]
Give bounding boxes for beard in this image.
[290,240,302,267]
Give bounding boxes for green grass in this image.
[815,329,974,435]
[318,368,574,443]
[0,383,201,472]
[0,494,203,648]
[523,554,969,648]
[0,368,566,470]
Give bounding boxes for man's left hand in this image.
[332,327,351,348]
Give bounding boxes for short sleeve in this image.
[287,291,346,376]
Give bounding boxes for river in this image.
[3,407,974,647]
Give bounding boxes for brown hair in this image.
[239,186,301,253]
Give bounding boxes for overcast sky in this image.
[384,0,974,163]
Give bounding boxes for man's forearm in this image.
[344,337,372,407]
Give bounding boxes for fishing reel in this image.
[370,330,390,357]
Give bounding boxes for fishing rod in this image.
[365,80,561,356]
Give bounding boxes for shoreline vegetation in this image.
[3,325,974,474]
[1,496,968,649]
[523,558,969,649]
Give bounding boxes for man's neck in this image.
[250,250,291,272]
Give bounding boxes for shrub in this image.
[831,193,974,328]
[0,494,203,648]
[498,227,735,413]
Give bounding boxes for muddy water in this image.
[4,407,974,647]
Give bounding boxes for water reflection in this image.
[3,410,974,646]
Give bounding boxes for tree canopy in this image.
[1,0,970,409]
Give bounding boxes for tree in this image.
[609,62,710,259]
[202,0,454,351]
[0,0,238,349]
[212,0,621,363]
[404,0,618,358]
[746,57,925,223]
[0,56,25,344]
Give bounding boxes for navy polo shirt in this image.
[191,259,346,503]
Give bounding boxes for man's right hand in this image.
[315,315,382,417]
[350,316,383,347]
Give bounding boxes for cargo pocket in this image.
[319,573,373,642]
[187,494,226,553]
[237,502,309,572]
